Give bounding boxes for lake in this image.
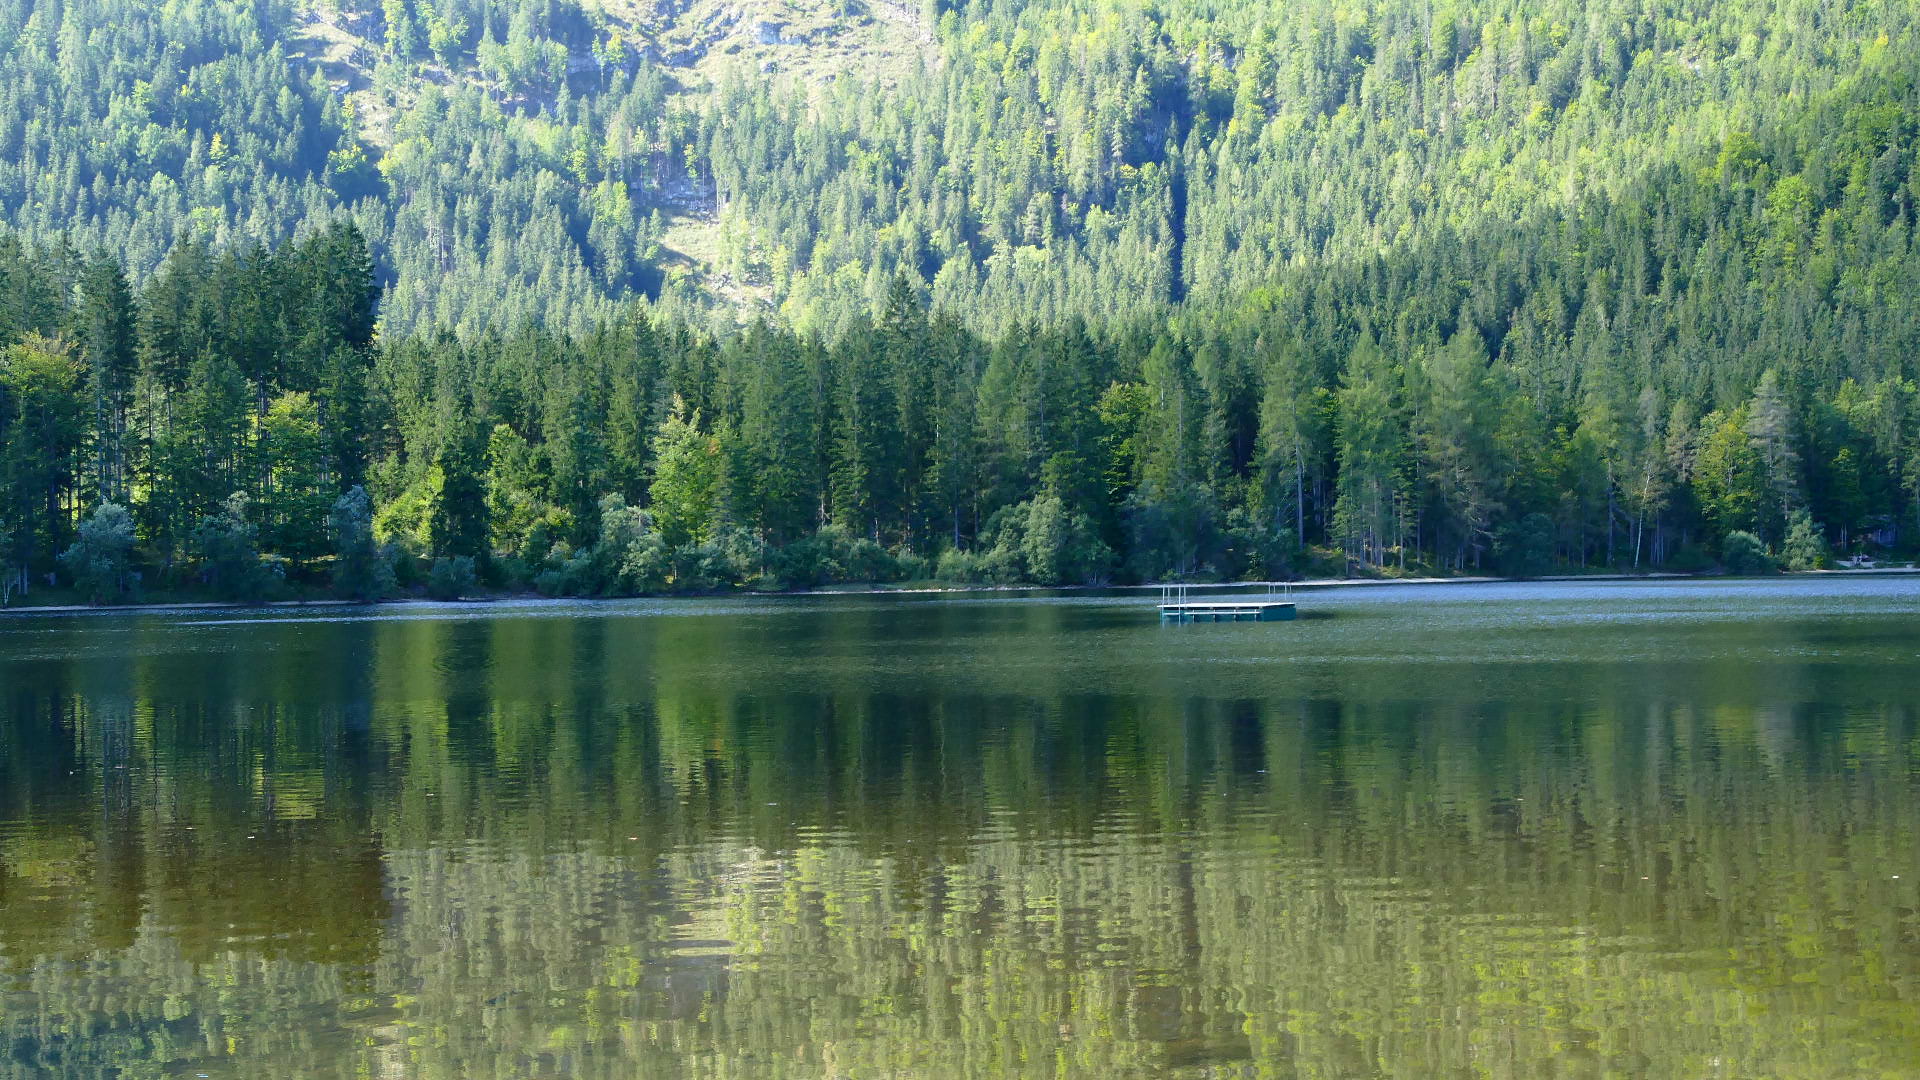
[2,577,1918,1078]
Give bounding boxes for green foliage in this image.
[1721,531,1778,576]
[1666,543,1716,575]
[1694,408,1765,541]
[2,1,1920,596]
[60,502,136,604]
[426,555,477,600]
[259,392,332,561]
[1495,513,1556,579]
[1223,504,1296,581]
[1332,336,1405,570]
[647,397,722,550]
[191,491,278,602]
[772,525,906,590]
[1124,485,1224,582]
[426,437,491,562]
[670,528,758,593]
[329,486,395,602]
[1783,510,1831,571]
[1018,491,1114,587]
[965,490,1116,586]
[0,334,85,586]
[5,0,1913,341]
[533,494,666,596]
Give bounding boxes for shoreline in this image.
[1,566,1914,617]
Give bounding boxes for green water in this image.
[2,578,1919,1079]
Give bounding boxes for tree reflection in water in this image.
[2,582,1918,1077]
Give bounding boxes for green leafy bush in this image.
[330,486,395,602]
[191,493,279,603]
[427,556,478,600]
[1782,511,1830,571]
[61,503,137,605]
[1494,513,1556,579]
[1721,532,1777,576]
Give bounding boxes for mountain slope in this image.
[3,0,1914,339]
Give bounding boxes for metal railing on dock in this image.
[1158,580,1292,603]
[1157,580,1297,623]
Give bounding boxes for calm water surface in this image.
[2,577,1919,1078]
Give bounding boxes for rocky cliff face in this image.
[295,0,931,139]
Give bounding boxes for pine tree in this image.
[0,335,87,582]
[258,391,332,561]
[1745,369,1803,542]
[648,395,723,550]
[74,256,138,504]
[1333,335,1403,568]
[1415,328,1503,569]
[1255,335,1328,545]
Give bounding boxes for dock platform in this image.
[1159,600,1297,623]
[1157,582,1298,623]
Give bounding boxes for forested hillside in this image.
[5,0,1915,331]
[1,0,1918,601]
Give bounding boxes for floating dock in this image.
[1157,583,1297,623]
[1159,600,1297,623]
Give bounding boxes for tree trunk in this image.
[1294,456,1305,543]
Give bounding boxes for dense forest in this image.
[3,0,1916,333]
[2,0,1919,601]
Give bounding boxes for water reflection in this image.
[2,580,1919,1077]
